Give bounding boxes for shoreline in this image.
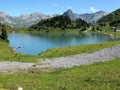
[0,44,120,73]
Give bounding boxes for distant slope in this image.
[97,8,120,27]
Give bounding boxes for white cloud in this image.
[52,3,59,6]
[89,7,98,13]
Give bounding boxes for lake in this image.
[8,32,116,55]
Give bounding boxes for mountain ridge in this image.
[0,10,108,28]
[63,9,108,23]
[0,12,50,28]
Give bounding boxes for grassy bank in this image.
[107,32,120,38]
[0,58,120,90]
[101,30,120,39]
[28,28,82,34]
[39,41,120,58]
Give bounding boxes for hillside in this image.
[97,8,120,28]
[29,15,89,31]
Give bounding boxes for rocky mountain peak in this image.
[19,14,30,20]
[64,9,73,15]
[30,12,43,16]
[95,10,108,15]
[63,9,80,20]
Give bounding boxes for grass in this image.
[0,88,8,90]
[39,41,120,58]
[102,30,120,38]
[29,28,82,34]
[0,58,120,90]
[107,32,120,38]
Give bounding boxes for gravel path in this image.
[0,44,120,73]
[41,44,120,68]
[0,62,35,73]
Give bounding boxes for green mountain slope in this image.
[97,8,120,28]
[29,15,89,31]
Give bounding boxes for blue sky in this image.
[0,0,120,16]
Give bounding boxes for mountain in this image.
[0,10,108,28]
[80,11,108,23]
[63,9,108,23]
[0,12,50,28]
[97,8,120,27]
[0,12,15,27]
[63,9,81,20]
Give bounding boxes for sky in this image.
[0,0,120,16]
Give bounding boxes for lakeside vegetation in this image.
[106,31,120,38]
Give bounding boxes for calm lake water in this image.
[8,32,116,55]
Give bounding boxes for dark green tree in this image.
[1,26,8,41]
[92,26,96,31]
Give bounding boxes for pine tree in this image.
[1,26,8,41]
